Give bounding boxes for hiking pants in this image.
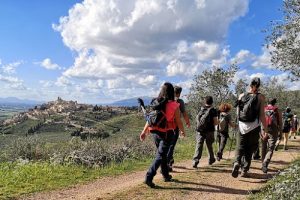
[234,126,260,172]
[193,131,215,165]
[217,131,229,157]
[261,130,278,166]
[146,131,172,182]
[167,127,179,165]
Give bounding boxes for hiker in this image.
[140,82,185,188]
[290,114,298,139]
[280,107,293,150]
[166,86,190,171]
[216,103,237,161]
[192,96,218,168]
[232,77,268,178]
[261,98,282,173]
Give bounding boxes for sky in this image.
[0,0,298,104]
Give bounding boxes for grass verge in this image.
[249,158,300,200]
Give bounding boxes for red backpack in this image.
[265,105,279,129]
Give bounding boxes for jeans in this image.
[217,131,229,157]
[234,126,260,172]
[261,130,278,165]
[167,128,179,165]
[193,131,215,165]
[146,131,172,182]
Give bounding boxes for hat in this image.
[250,77,261,88]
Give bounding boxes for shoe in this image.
[144,180,156,188]
[283,146,288,151]
[253,155,261,160]
[274,145,279,151]
[262,163,268,174]
[294,136,297,139]
[209,158,216,165]
[231,163,240,178]
[164,175,173,182]
[240,171,249,178]
[216,152,222,161]
[192,161,199,168]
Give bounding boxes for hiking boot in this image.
[164,175,173,182]
[216,152,222,161]
[192,161,199,169]
[240,171,249,178]
[253,155,261,160]
[144,180,156,188]
[262,163,268,174]
[274,145,279,151]
[294,136,297,139]
[209,158,216,165]
[231,163,240,178]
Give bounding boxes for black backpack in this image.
[196,106,212,132]
[138,98,167,129]
[283,112,292,129]
[238,93,259,122]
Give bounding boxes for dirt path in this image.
[23,139,300,200]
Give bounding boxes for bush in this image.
[1,135,155,168]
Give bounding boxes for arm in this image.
[213,117,219,126]
[175,108,185,137]
[259,94,268,132]
[183,111,190,128]
[140,122,150,141]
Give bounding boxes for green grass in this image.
[0,158,153,200]
[249,158,300,200]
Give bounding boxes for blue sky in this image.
[0,0,296,104]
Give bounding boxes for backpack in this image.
[238,93,259,122]
[218,113,228,132]
[196,106,212,132]
[265,105,278,130]
[283,112,292,129]
[138,98,167,129]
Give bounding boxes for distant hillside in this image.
[109,97,153,107]
[0,97,43,105]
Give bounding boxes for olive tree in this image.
[187,65,238,117]
[266,0,300,79]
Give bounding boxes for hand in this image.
[140,132,146,141]
[180,131,186,138]
[186,122,191,128]
[261,132,269,141]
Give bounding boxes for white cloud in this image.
[2,61,23,74]
[55,76,73,87]
[230,49,255,65]
[52,0,248,100]
[0,74,26,90]
[252,46,273,68]
[37,58,61,70]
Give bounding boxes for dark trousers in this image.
[234,126,260,172]
[217,131,229,157]
[146,131,172,182]
[193,131,215,164]
[167,128,179,165]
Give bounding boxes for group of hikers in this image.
[138,78,298,188]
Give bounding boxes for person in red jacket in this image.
[261,98,282,173]
[140,82,185,188]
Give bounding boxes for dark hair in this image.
[219,103,232,112]
[250,77,261,88]
[205,96,213,105]
[158,82,175,101]
[174,86,182,95]
[268,98,277,105]
[286,107,291,113]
